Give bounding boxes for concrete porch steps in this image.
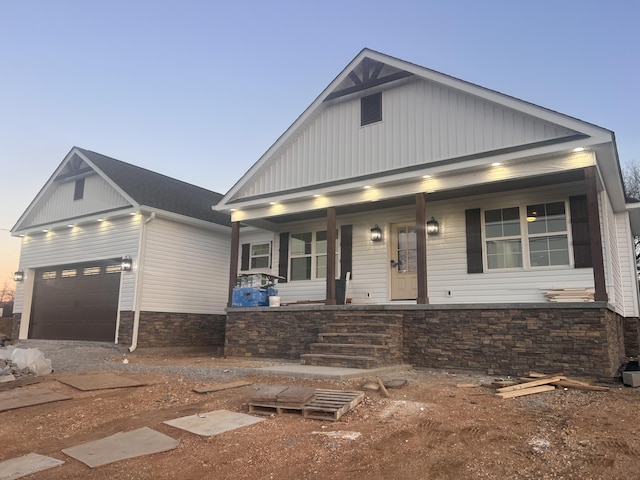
[301,318,404,369]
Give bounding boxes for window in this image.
[74,178,85,200]
[289,230,337,281]
[484,201,570,270]
[485,207,522,269]
[527,202,569,267]
[361,92,382,126]
[250,243,271,269]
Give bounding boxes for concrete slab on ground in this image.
[0,388,71,413]
[163,409,264,437]
[0,453,64,480]
[61,427,179,468]
[56,373,145,391]
[253,364,412,380]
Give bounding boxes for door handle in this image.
[390,260,401,269]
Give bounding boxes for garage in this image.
[29,260,122,342]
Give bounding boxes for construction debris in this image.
[192,380,252,394]
[494,371,609,399]
[543,287,595,302]
[248,386,364,421]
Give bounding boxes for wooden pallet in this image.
[248,389,364,421]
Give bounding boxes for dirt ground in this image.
[1,353,639,480]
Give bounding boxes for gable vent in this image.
[361,92,382,126]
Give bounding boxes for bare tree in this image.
[0,283,14,304]
[622,160,640,274]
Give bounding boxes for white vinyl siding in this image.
[140,218,230,315]
[13,216,140,312]
[20,173,130,228]
[237,77,577,199]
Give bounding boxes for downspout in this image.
[130,212,155,352]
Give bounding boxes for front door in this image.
[390,223,417,300]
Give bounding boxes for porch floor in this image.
[253,363,412,380]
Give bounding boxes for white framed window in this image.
[484,201,570,270]
[250,243,271,269]
[290,230,338,281]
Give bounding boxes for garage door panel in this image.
[30,261,121,342]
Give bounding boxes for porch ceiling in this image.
[242,169,585,228]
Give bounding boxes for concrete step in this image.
[309,342,390,357]
[300,353,379,369]
[317,332,391,345]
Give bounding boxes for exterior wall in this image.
[140,218,230,315]
[243,181,597,305]
[615,211,640,318]
[19,173,130,228]
[225,304,626,377]
[14,215,141,315]
[240,77,576,199]
[118,310,225,350]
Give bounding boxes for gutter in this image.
[129,212,155,352]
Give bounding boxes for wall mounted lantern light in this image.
[121,256,133,272]
[370,224,383,242]
[13,270,24,282]
[426,217,440,236]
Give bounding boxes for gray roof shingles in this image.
[77,148,231,227]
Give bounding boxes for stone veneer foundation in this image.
[117,311,226,350]
[225,303,630,377]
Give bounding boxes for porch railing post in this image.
[416,193,429,304]
[326,207,337,305]
[585,166,608,302]
[227,221,240,308]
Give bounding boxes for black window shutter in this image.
[340,225,353,279]
[465,208,483,273]
[278,232,289,283]
[240,244,250,271]
[570,195,592,268]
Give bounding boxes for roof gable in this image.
[13,147,230,233]
[217,49,613,209]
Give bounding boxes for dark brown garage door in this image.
[29,260,122,342]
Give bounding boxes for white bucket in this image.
[269,296,281,307]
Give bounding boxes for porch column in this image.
[227,221,240,307]
[585,166,608,302]
[416,193,429,304]
[325,207,337,305]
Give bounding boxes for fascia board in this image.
[140,207,231,234]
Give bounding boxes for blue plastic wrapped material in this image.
[232,287,278,307]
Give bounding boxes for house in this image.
[214,49,640,377]
[11,147,230,351]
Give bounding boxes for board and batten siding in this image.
[20,174,130,228]
[140,218,230,314]
[239,77,576,199]
[13,215,140,312]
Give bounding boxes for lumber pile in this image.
[494,372,609,399]
[543,287,595,302]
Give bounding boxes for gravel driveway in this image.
[11,340,257,381]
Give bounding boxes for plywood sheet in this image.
[163,409,264,437]
[61,427,179,468]
[0,388,71,412]
[56,373,145,391]
[0,453,64,480]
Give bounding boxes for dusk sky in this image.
[1,1,639,287]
